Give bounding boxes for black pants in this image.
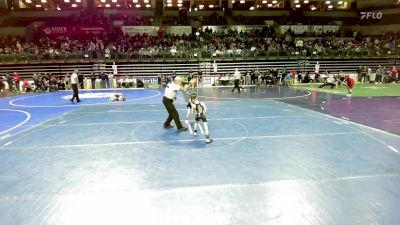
[163,96,183,129]
[319,83,336,89]
[375,75,382,83]
[71,84,80,102]
[232,79,240,93]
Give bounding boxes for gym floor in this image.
[0,86,399,225]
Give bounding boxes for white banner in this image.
[121,26,158,36]
[162,26,192,35]
[323,25,340,33]
[280,25,340,35]
[280,25,310,34]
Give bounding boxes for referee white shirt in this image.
[71,72,78,84]
[234,70,241,80]
[164,82,181,100]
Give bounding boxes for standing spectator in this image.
[100,71,107,88]
[6,73,14,93]
[375,65,384,85]
[0,75,5,93]
[13,72,21,92]
[105,73,110,89]
[78,73,84,89]
[70,70,81,103]
[90,72,97,89]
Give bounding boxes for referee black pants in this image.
[163,96,183,129]
[71,84,80,102]
[232,79,240,93]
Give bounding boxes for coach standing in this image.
[70,70,81,103]
[163,76,189,132]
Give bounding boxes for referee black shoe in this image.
[177,127,188,132]
[163,125,174,129]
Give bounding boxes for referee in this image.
[163,76,188,132]
[231,68,241,93]
[70,70,81,103]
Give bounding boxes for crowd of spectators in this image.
[0,24,399,60]
[202,14,227,25]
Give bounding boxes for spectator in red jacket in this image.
[346,75,355,97]
[13,72,21,92]
[22,79,32,92]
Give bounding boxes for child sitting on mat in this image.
[185,92,213,144]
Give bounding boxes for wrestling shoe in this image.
[206,138,213,144]
[163,125,174,129]
[177,127,188,132]
[193,131,197,136]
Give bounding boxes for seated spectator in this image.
[22,79,32,92]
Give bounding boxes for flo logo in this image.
[360,12,383,20]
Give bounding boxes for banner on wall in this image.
[121,26,159,36]
[40,26,70,35]
[39,26,109,36]
[280,25,310,34]
[162,26,192,35]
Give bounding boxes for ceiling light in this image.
[177,0,182,3]
[199,4,204,8]
[146,4,150,7]
[303,0,309,3]
[35,4,41,7]
[239,0,245,3]
[338,0,343,4]
[166,0,171,2]
[167,3,172,6]
[71,3,77,7]
[325,0,331,4]
[209,4,214,8]
[112,0,117,2]
[295,4,300,8]
[116,4,121,6]
[311,6,316,10]
[41,0,47,3]
[177,3,182,6]
[100,0,105,2]
[262,0,267,3]
[133,0,138,2]
[25,0,32,2]
[294,0,299,3]
[250,6,254,10]
[105,3,110,7]
[144,0,149,2]
[56,6,61,10]
[231,0,234,3]
[327,4,333,8]
[194,7,198,10]
[272,0,277,3]
[136,3,140,7]
[64,0,70,2]
[76,0,81,2]
[267,3,272,7]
